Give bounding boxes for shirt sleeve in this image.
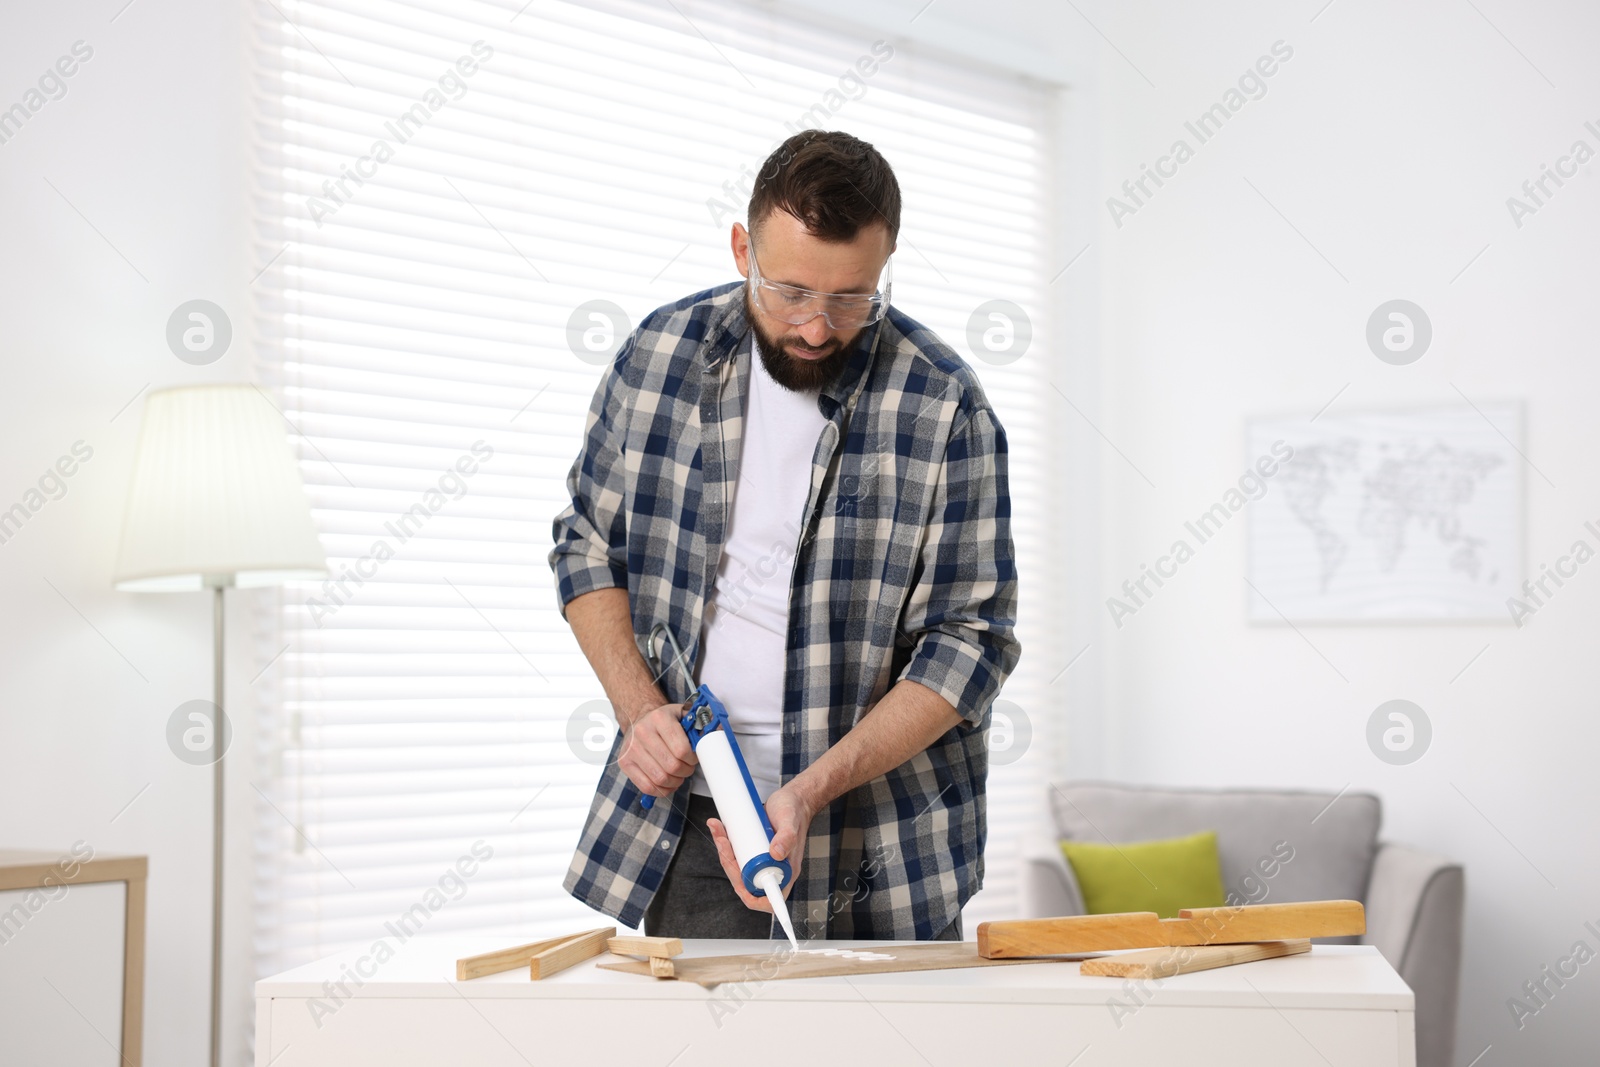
[548,344,633,617]
[897,404,1021,726]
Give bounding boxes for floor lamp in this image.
[113,384,327,1067]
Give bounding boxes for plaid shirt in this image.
[552,281,1019,940]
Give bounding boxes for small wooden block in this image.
[607,935,683,959]
[456,934,573,980]
[978,900,1364,959]
[529,926,616,980]
[648,956,675,978]
[1079,939,1311,979]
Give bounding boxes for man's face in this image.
[732,210,893,391]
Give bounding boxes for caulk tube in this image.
[695,727,799,947]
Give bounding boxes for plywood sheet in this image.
[597,942,1082,988]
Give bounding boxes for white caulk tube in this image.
[695,728,799,948]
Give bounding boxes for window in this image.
[249,0,1061,979]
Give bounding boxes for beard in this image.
[744,290,858,392]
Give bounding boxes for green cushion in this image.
[1060,829,1227,918]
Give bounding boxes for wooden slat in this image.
[1080,939,1311,979]
[607,935,682,959]
[978,912,1170,958]
[978,900,1365,959]
[648,956,675,978]
[1176,901,1365,941]
[456,934,575,980]
[529,926,617,980]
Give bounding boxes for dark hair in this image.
[748,131,901,243]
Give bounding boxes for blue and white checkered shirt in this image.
[552,281,1020,940]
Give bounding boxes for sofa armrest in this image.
[1020,830,1085,918]
[1363,841,1464,1067]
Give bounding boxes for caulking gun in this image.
[639,623,799,948]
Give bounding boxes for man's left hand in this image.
[707,785,812,913]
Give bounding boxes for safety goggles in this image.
[747,244,892,330]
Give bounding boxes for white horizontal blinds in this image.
[250,0,1058,977]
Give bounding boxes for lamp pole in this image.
[112,385,328,1067]
[210,578,227,1067]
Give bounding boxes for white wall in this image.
[1089,0,1600,1062]
[0,1,254,1064]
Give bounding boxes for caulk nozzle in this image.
[754,867,799,949]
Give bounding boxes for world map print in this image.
[1248,406,1522,621]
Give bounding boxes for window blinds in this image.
[249,0,1061,979]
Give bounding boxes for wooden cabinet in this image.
[0,849,147,1066]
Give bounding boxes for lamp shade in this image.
[113,384,328,591]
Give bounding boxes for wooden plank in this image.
[1080,939,1311,979]
[597,941,1080,988]
[1176,901,1365,941]
[529,927,616,980]
[607,935,682,959]
[456,934,575,980]
[648,956,675,978]
[978,911,1170,958]
[978,900,1365,959]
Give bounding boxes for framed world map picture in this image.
[1246,404,1524,622]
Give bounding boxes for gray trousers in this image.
[643,793,962,942]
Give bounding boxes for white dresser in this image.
[256,935,1414,1066]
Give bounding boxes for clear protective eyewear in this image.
[747,244,892,330]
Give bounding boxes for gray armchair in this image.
[1022,782,1463,1067]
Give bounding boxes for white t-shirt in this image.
[691,335,827,801]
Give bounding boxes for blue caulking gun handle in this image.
[636,690,705,811]
[636,686,783,845]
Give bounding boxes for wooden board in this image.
[457,934,575,980]
[597,941,1083,988]
[530,927,616,980]
[607,935,683,958]
[1080,939,1311,979]
[979,900,1364,958]
[1177,902,1364,942]
[980,911,1174,957]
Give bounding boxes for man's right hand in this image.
[619,702,697,799]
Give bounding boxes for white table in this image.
[256,936,1415,1066]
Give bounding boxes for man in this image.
[552,130,1019,942]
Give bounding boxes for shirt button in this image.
[659,838,673,851]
